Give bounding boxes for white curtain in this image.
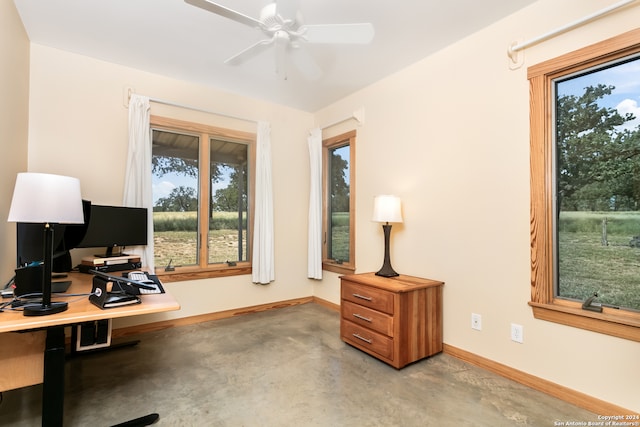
[252,121,275,284]
[123,94,155,272]
[307,127,323,279]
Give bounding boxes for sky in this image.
[556,55,640,132]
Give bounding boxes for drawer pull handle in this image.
[352,293,372,301]
[352,333,372,344]
[353,313,372,322]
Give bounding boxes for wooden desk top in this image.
[0,272,180,334]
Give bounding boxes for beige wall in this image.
[0,1,29,278]
[314,0,640,413]
[6,0,640,413]
[26,44,316,326]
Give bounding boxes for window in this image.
[529,28,640,341]
[151,116,255,279]
[323,130,356,274]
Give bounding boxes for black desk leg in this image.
[43,326,66,427]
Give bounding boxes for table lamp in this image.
[372,195,402,277]
[8,172,84,316]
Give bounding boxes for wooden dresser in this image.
[340,272,444,369]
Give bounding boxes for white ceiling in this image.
[13,0,536,112]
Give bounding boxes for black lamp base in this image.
[375,265,399,278]
[23,302,68,317]
[23,223,68,317]
[376,223,400,278]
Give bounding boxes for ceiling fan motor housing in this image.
[260,3,302,33]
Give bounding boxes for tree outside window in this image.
[529,28,640,341]
[328,144,350,263]
[555,57,640,312]
[150,116,255,279]
[323,131,356,274]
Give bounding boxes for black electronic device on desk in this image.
[89,274,140,309]
[87,270,161,310]
[13,264,73,297]
[89,269,164,294]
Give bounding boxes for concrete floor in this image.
[1,303,598,426]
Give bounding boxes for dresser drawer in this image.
[341,281,394,314]
[341,320,393,360]
[342,300,394,336]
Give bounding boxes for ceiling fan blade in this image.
[224,38,274,65]
[304,23,374,44]
[184,0,261,28]
[290,47,322,80]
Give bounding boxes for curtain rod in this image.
[149,96,258,124]
[508,0,637,61]
[126,88,258,124]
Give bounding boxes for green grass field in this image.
[329,212,350,262]
[153,211,247,267]
[558,211,640,310]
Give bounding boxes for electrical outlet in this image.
[471,313,482,331]
[511,323,523,343]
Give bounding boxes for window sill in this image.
[156,264,251,283]
[529,300,640,342]
[323,262,355,275]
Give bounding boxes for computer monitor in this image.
[16,200,91,272]
[16,223,66,268]
[75,204,148,257]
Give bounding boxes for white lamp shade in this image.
[372,195,403,223]
[7,172,84,224]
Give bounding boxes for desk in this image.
[0,272,180,426]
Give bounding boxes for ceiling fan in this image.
[184,0,375,79]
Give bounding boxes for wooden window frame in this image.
[150,115,256,282]
[528,28,640,341]
[322,130,356,275]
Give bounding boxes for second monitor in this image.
[75,204,148,258]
